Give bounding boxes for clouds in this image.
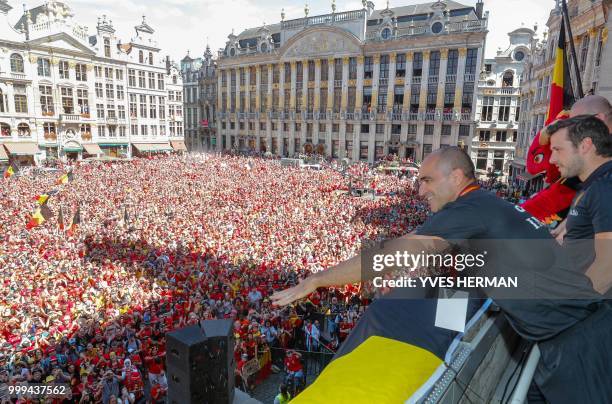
[9,0,554,63]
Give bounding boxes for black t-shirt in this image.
[416,188,601,341]
[565,161,612,297]
[566,161,612,239]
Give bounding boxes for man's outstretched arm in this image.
[270,234,447,306]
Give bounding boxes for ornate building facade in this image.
[181,45,217,152]
[0,0,184,164]
[215,0,488,163]
[512,0,608,189]
[472,27,533,183]
[181,52,202,151]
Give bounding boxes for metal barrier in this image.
[269,347,335,377]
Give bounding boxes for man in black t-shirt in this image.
[548,115,612,295]
[273,147,611,403]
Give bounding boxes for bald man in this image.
[272,146,611,403]
[569,95,612,131]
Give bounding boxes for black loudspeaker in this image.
[200,319,235,404]
[166,320,235,404]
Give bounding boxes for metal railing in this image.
[282,9,365,30]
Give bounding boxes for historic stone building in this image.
[512,0,608,189]
[472,27,533,183]
[181,52,202,151]
[0,0,184,164]
[215,0,488,163]
[199,46,217,151]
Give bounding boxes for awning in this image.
[98,143,128,148]
[63,147,83,152]
[132,143,172,152]
[0,145,8,160]
[170,140,187,151]
[83,144,103,155]
[3,142,40,155]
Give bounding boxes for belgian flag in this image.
[3,163,18,179]
[545,17,574,126]
[293,291,486,404]
[58,205,65,231]
[67,205,80,236]
[33,190,58,206]
[33,194,50,205]
[26,204,53,230]
[56,171,74,185]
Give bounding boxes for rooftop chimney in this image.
[166,55,170,74]
[475,0,484,19]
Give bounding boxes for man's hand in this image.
[271,277,318,307]
[551,219,567,244]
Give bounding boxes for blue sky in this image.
[11,0,555,63]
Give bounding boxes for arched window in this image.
[502,71,514,87]
[139,50,144,63]
[0,123,11,137]
[148,52,153,65]
[10,54,24,73]
[17,123,30,137]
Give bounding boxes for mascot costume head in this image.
[520,110,578,223]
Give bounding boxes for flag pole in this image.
[561,0,584,99]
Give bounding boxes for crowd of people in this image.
[0,153,429,403]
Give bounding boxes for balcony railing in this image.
[446,74,457,84]
[407,113,419,121]
[442,113,454,121]
[60,114,80,122]
[412,76,422,85]
[499,87,519,95]
[464,73,476,82]
[428,76,439,84]
[424,112,436,121]
[379,77,389,87]
[461,112,473,121]
[391,113,402,121]
[281,9,365,30]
